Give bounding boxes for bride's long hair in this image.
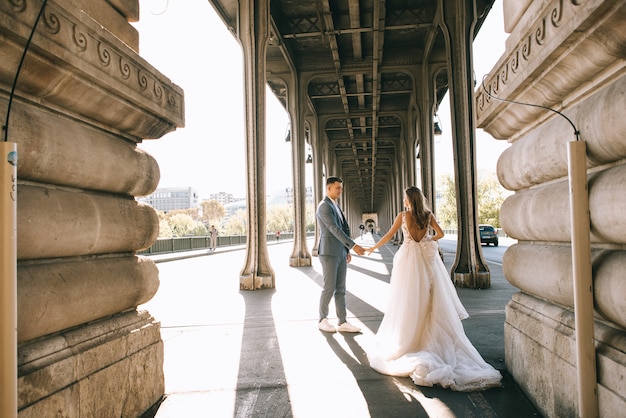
[405,186,431,229]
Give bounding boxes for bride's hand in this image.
[365,247,374,256]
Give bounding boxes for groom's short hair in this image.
[326,176,343,185]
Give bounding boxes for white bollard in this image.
[0,141,17,418]
[567,140,599,418]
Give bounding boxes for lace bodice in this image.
[401,212,439,259]
[401,212,430,243]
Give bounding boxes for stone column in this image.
[392,164,402,243]
[0,1,183,415]
[399,114,412,190]
[237,0,274,289]
[418,65,438,210]
[288,78,312,266]
[311,115,322,256]
[478,2,626,415]
[441,0,490,288]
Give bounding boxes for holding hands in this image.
[352,244,366,256]
[351,244,377,256]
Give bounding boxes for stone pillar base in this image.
[18,310,164,418]
[289,256,312,267]
[505,292,626,418]
[240,273,274,290]
[452,271,490,289]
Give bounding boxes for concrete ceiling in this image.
[208,0,494,212]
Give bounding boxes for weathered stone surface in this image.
[0,1,172,415]
[477,1,626,139]
[497,75,626,191]
[503,244,626,329]
[18,310,163,416]
[0,0,184,140]
[500,180,571,242]
[479,1,626,416]
[500,163,626,244]
[505,293,626,418]
[71,0,139,49]
[593,251,626,330]
[2,98,159,196]
[105,0,140,21]
[18,185,159,259]
[588,165,626,244]
[17,256,159,342]
[502,0,532,34]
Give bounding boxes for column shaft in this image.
[418,64,437,210]
[238,0,274,289]
[288,80,312,266]
[442,0,490,288]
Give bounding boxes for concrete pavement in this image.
[140,234,541,417]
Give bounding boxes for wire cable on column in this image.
[3,0,48,142]
[480,74,580,140]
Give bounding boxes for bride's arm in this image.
[429,215,445,241]
[366,212,403,254]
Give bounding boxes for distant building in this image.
[139,187,200,212]
[208,191,243,205]
[284,186,313,204]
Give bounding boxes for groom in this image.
[316,176,365,333]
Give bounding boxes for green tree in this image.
[305,203,316,232]
[201,199,226,225]
[266,204,293,233]
[477,172,507,228]
[190,222,208,236]
[167,207,200,221]
[436,174,457,229]
[223,209,246,235]
[435,172,507,229]
[158,218,174,238]
[168,213,196,236]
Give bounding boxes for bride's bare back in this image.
[403,211,430,242]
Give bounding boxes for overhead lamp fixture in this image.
[284,123,291,142]
[434,114,442,135]
[306,154,313,164]
[434,122,442,135]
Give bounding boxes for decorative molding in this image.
[0,0,184,136]
[475,0,626,139]
[477,0,577,117]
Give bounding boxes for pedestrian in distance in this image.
[365,186,502,391]
[209,225,218,251]
[316,176,366,333]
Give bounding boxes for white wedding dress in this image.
[367,214,502,392]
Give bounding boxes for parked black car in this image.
[479,224,499,246]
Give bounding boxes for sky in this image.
[131,0,509,199]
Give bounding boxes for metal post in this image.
[1,141,18,418]
[567,140,599,418]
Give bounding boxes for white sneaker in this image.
[338,321,361,333]
[318,318,337,333]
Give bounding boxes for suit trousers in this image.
[319,254,347,323]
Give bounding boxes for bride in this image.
[365,186,502,392]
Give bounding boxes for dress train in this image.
[367,218,502,392]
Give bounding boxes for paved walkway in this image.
[140,234,541,417]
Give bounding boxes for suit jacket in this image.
[316,196,355,257]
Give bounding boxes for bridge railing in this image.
[138,229,506,256]
[138,232,315,255]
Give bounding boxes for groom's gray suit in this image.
[316,196,355,323]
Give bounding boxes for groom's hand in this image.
[352,244,365,256]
